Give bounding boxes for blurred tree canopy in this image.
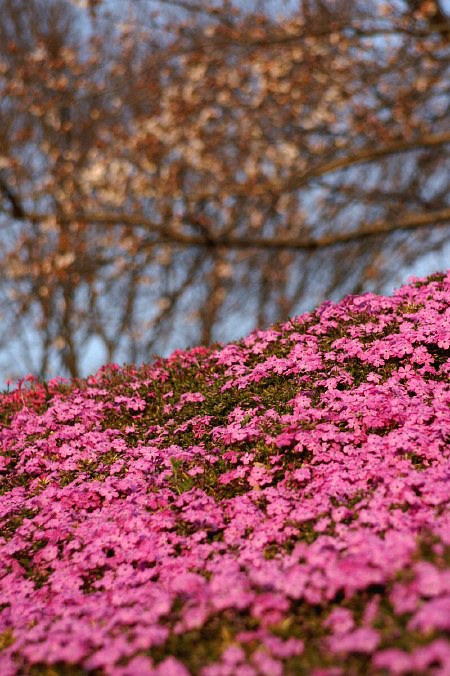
[0,0,449,379]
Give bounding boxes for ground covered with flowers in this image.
[1,272,450,675]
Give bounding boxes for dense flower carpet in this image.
[1,272,449,675]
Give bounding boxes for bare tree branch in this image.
[0,173,26,219]
[155,0,231,20]
[22,208,450,251]
[282,132,450,195]
[1,0,449,380]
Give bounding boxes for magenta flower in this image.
[1,271,450,675]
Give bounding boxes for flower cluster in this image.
[1,271,449,675]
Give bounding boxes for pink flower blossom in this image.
[1,272,450,675]
[328,627,380,654]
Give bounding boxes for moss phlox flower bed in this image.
[1,272,450,675]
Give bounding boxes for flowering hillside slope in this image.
[1,272,450,676]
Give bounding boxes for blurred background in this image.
[0,0,449,383]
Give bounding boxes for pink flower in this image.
[221,645,246,665]
[152,657,191,675]
[114,655,155,675]
[372,649,414,674]
[324,608,354,636]
[263,635,304,658]
[251,649,283,676]
[411,639,450,672]
[292,467,311,482]
[328,627,380,654]
[2,272,450,675]
[408,596,450,632]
